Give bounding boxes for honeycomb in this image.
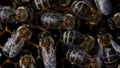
[0,0,120,68]
[0,1,74,68]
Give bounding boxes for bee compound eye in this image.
[45,31,51,36]
[38,33,44,38]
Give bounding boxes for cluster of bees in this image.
[0,0,120,68]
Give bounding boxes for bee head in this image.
[38,31,54,48]
[38,31,51,39]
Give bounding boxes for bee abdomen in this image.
[41,13,63,29]
[103,46,118,68]
[63,30,84,45]
[33,0,58,10]
[71,0,92,18]
[66,49,92,67]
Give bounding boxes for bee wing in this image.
[94,56,102,68]
[111,40,120,57]
[97,39,103,58]
[97,44,103,58]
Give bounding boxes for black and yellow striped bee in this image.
[40,13,78,30]
[71,0,102,25]
[66,49,102,68]
[62,30,84,45]
[62,30,97,55]
[97,32,119,68]
[38,31,56,68]
[2,24,32,58]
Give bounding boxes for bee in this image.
[62,30,97,55]
[62,30,84,45]
[0,6,33,23]
[19,50,35,68]
[33,0,58,11]
[2,25,32,58]
[41,13,78,29]
[38,31,56,68]
[66,49,102,68]
[94,0,112,15]
[0,6,16,23]
[97,32,119,68]
[71,0,102,25]
[108,13,120,30]
[80,34,97,55]
[15,6,33,22]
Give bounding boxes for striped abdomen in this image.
[71,0,102,25]
[71,0,92,19]
[66,49,92,68]
[41,13,63,29]
[33,0,58,10]
[63,30,84,45]
[103,45,118,68]
[41,13,77,29]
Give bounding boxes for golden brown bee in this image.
[94,0,112,15]
[38,31,56,68]
[41,13,78,29]
[33,0,58,10]
[97,32,119,68]
[2,25,32,58]
[66,49,102,68]
[19,50,35,68]
[16,6,33,22]
[71,0,102,25]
